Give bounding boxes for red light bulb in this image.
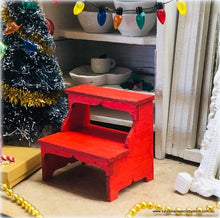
[156,2,166,25]
[45,18,55,35]
[53,0,60,4]
[157,8,166,24]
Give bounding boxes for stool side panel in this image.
[62,103,90,132]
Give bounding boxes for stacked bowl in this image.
[113,0,156,36]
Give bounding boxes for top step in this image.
[65,85,154,105]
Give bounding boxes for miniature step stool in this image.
[38,85,154,201]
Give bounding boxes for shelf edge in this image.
[58,29,156,45]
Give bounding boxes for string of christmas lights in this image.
[1,0,68,142]
[1,3,55,56]
[68,0,187,29]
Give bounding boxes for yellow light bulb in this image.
[176,0,187,15]
[73,1,85,15]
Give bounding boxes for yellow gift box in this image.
[1,146,41,187]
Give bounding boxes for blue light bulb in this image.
[97,5,107,26]
[23,39,38,53]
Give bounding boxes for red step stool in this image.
[38,85,154,201]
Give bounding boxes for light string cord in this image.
[1,3,55,55]
[84,0,175,14]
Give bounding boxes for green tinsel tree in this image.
[1,0,67,143]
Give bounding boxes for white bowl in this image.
[69,66,132,86]
[113,13,155,37]
[78,11,114,33]
[113,0,156,36]
[69,66,106,86]
[106,67,132,84]
[114,0,156,10]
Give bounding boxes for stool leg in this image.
[42,153,70,180]
[143,158,154,182]
[106,176,120,202]
[145,168,154,182]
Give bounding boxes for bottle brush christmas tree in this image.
[1,0,67,143]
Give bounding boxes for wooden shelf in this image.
[90,103,155,129]
[64,76,155,95]
[40,0,180,160]
[90,105,133,127]
[57,28,156,45]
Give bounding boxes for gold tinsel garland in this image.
[1,4,55,55]
[1,82,60,108]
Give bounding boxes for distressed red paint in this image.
[38,85,154,201]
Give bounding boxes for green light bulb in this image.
[136,11,145,30]
[22,0,38,10]
[0,41,7,59]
